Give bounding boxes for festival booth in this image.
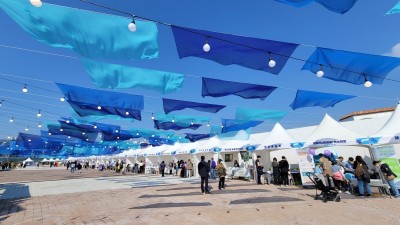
[144,145,170,174]
[219,138,249,167]
[368,104,400,189]
[160,142,184,164]
[300,114,365,187]
[194,137,222,162]
[22,157,34,166]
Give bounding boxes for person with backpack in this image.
[198,156,211,194]
[216,159,227,190]
[279,156,290,187]
[374,161,399,198]
[353,156,372,197]
[210,158,217,179]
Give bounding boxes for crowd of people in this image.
[314,154,399,198]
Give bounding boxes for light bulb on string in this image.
[60,128,63,132]
[68,136,71,139]
[30,0,42,7]
[136,131,139,136]
[364,75,372,88]
[0,100,3,107]
[152,133,155,137]
[207,122,210,127]
[60,96,65,102]
[151,113,155,120]
[94,125,97,129]
[125,111,130,115]
[128,17,136,32]
[268,52,276,68]
[22,84,28,93]
[66,119,70,124]
[115,130,119,133]
[38,122,42,128]
[9,117,14,123]
[203,37,210,52]
[37,110,42,117]
[172,117,175,123]
[316,64,324,77]
[82,132,85,135]
[191,120,194,125]
[25,127,29,131]
[97,104,102,110]
[48,132,52,136]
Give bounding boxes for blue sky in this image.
[0,0,400,140]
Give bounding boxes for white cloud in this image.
[387,43,400,57]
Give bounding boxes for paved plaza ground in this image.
[0,168,399,225]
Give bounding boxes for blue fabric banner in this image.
[387,1,400,15]
[154,120,201,131]
[302,48,400,85]
[67,100,142,121]
[202,77,277,100]
[0,0,158,60]
[57,83,144,110]
[185,133,211,142]
[221,119,263,133]
[102,130,133,141]
[290,90,355,110]
[275,0,358,14]
[171,26,299,74]
[235,107,287,121]
[82,59,184,94]
[154,113,210,124]
[162,98,226,114]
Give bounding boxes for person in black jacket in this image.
[198,156,211,194]
[279,156,290,187]
[353,156,371,197]
[376,161,399,197]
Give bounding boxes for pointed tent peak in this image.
[306,113,362,143]
[257,122,295,150]
[374,103,400,137]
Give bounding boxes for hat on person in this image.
[218,159,223,163]
[372,160,381,165]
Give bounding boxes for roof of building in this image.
[339,106,395,121]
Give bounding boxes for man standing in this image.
[198,156,211,194]
[210,158,217,179]
[255,155,263,185]
[159,161,166,177]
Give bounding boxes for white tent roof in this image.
[147,145,169,156]
[220,139,249,152]
[175,142,198,154]
[374,104,400,137]
[55,158,60,161]
[257,123,296,150]
[48,158,55,162]
[304,114,362,146]
[23,157,33,162]
[195,137,222,153]
[41,158,48,162]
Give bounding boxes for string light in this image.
[316,64,324,77]
[128,17,136,32]
[207,121,210,127]
[82,132,86,135]
[48,132,52,135]
[136,131,139,136]
[125,111,130,115]
[191,120,194,125]
[9,117,14,123]
[30,0,43,7]
[364,75,372,88]
[268,52,276,68]
[7,134,11,139]
[37,110,42,117]
[60,96,66,102]
[94,125,97,129]
[68,136,71,139]
[172,117,175,123]
[22,84,28,93]
[97,103,102,110]
[0,100,3,107]
[151,113,155,120]
[60,128,63,132]
[66,119,70,124]
[38,122,42,128]
[203,37,211,52]
[115,130,119,133]
[25,127,29,131]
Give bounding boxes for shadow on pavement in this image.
[130,202,212,209]
[0,183,30,222]
[230,196,304,205]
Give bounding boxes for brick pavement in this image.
[0,169,399,225]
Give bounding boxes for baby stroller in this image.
[307,173,341,203]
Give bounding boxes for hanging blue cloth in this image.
[17,133,46,149]
[274,0,358,14]
[59,120,98,133]
[67,100,142,121]
[202,77,277,100]
[235,107,286,121]
[154,120,201,131]
[47,124,98,142]
[57,83,144,110]
[302,48,400,85]
[133,128,174,139]
[154,113,209,124]
[82,59,184,94]
[102,130,133,141]
[0,0,158,60]
[148,137,174,146]
[290,90,355,110]
[387,1,400,15]
[221,119,263,133]
[171,26,299,74]
[185,133,211,142]
[162,98,226,114]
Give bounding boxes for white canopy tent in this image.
[23,157,33,162]
[41,158,48,162]
[373,104,400,144]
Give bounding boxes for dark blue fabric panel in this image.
[289,90,356,110]
[221,119,263,133]
[202,77,277,100]
[154,120,201,131]
[162,98,226,114]
[171,26,299,74]
[185,133,211,142]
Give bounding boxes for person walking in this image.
[70,161,76,173]
[272,158,280,185]
[216,159,227,190]
[159,161,166,177]
[353,156,372,197]
[255,155,264,185]
[186,159,193,178]
[198,156,211,194]
[279,156,289,187]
